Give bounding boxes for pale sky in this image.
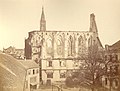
[0,0,120,50]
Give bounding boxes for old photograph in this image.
[0,0,120,91]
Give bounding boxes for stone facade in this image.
[25,7,103,84]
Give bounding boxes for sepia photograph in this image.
[0,0,120,91]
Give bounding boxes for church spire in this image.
[40,6,46,31]
[89,13,98,33]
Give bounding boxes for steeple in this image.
[40,6,46,31]
[89,13,98,33]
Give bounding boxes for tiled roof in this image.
[109,40,120,52]
[111,40,120,48]
[19,60,39,69]
[0,53,26,91]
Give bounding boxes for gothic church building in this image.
[25,7,103,84]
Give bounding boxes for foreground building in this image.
[19,60,39,91]
[0,53,26,91]
[0,53,39,91]
[25,7,103,84]
[103,40,120,90]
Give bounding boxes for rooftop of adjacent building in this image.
[0,53,26,91]
[111,40,120,49]
[105,40,120,52]
[3,46,24,51]
[19,60,39,69]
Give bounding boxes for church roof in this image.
[0,53,26,91]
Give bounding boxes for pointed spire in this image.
[89,13,98,33]
[40,6,46,31]
[41,6,45,19]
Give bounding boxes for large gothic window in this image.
[68,35,73,56]
[57,39,63,55]
[78,36,83,54]
[46,38,52,54]
[88,36,93,47]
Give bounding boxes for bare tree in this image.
[81,44,105,91]
[66,43,106,91]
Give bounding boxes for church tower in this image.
[89,13,103,49]
[40,7,46,31]
[89,13,98,33]
[89,13,98,44]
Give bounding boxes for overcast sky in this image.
[0,0,120,50]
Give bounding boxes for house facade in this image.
[25,7,103,84]
[103,41,120,90]
[19,60,39,91]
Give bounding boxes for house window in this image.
[109,55,112,62]
[47,61,53,67]
[115,80,118,87]
[33,69,35,74]
[47,73,53,78]
[35,58,39,64]
[114,66,118,75]
[105,78,107,85]
[25,80,28,89]
[115,55,118,60]
[110,66,112,73]
[36,69,39,74]
[60,73,66,78]
[59,70,66,78]
[105,55,107,61]
[112,54,118,62]
[59,60,66,67]
[30,77,37,83]
[28,70,31,75]
[74,60,79,67]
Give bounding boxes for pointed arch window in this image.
[78,36,83,54]
[68,35,73,56]
[78,36,83,46]
[88,36,93,47]
[57,40,63,55]
[46,38,52,54]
